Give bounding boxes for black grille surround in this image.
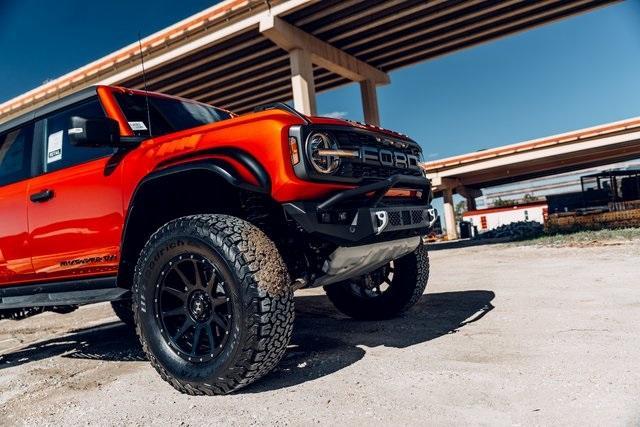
[289,124,424,184]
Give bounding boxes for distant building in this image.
[477,159,640,209]
[463,201,548,233]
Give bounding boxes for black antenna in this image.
[138,33,153,137]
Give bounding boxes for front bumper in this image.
[284,175,437,245]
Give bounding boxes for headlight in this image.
[306,132,340,174]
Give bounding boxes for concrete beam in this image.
[464,196,477,211]
[424,128,640,189]
[259,15,390,85]
[456,185,482,211]
[431,177,462,194]
[360,79,380,126]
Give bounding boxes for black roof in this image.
[0,86,99,134]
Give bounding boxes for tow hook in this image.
[427,207,438,228]
[374,211,389,235]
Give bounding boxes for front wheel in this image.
[324,244,429,320]
[133,214,294,395]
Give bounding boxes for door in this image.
[27,99,124,282]
[0,124,36,285]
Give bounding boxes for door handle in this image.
[30,189,55,203]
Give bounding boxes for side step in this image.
[0,277,129,309]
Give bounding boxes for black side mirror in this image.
[68,116,120,147]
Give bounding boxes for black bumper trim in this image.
[284,175,436,245]
[285,203,435,245]
[318,174,431,210]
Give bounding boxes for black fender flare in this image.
[117,150,271,287]
[151,148,271,193]
[138,161,264,195]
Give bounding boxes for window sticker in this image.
[128,121,148,131]
[47,130,63,163]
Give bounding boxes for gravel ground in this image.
[0,241,638,426]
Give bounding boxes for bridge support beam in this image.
[457,185,482,212]
[260,15,389,123]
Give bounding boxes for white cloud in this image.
[427,152,440,159]
[321,111,348,119]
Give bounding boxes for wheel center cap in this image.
[188,290,212,322]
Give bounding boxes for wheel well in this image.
[117,168,258,289]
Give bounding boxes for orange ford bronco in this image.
[0,86,436,394]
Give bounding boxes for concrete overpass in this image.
[424,116,640,239]
[0,0,626,242]
[0,0,617,125]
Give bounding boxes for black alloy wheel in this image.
[324,244,430,320]
[347,262,395,299]
[155,253,232,363]
[133,214,294,395]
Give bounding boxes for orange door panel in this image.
[27,158,123,281]
[0,181,36,285]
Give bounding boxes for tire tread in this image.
[132,214,294,395]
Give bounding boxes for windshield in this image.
[114,92,232,137]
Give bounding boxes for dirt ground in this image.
[0,240,639,426]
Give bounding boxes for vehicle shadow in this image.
[427,239,511,251]
[0,290,495,393]
[0,321,146,370]
[243,289,495,393]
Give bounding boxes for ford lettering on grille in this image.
[361,146,421,171]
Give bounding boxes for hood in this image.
[306,115,415,143]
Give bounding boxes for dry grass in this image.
[514,227,640,247]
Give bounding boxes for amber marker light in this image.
[289,136,300,165]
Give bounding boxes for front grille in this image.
[338,163,422,180]
[388,209,426,228]
[333,130,378,146]
[293,125,425,184]
[331,130,423,181]
[389,211,402,227]
[402,210,411,225]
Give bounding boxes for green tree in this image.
[454,200,467,221]
[493,197,516,208]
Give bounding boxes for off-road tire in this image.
[324,244,429,320]
[111,299,135,327]
[133,214,294,395]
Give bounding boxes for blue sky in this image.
[317,1,640,158]
[1,0,640,160]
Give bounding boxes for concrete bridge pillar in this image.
[260,15,389,125]
[360,79,380,126]
[442,186,458,240]
[457,185,482,212]
[289,48,317,116]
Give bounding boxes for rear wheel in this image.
[133,214,294,395]
[111,299,135,327]
[324,244,429,320]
